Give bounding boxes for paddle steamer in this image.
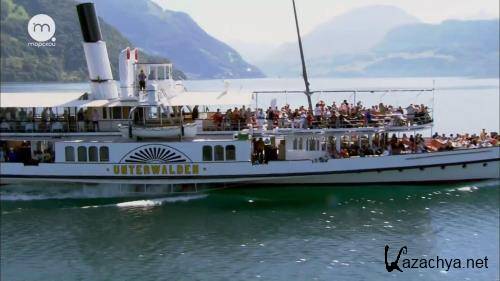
[0,3,498,186]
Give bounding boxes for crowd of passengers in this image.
[250,130,499,163]
[251,138,280,164]
[334,130,498,159]
[0,107,102,132]
[212,100,432,130]
[0,141,54,164]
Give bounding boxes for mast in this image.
[292,0,313,112]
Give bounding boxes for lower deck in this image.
[1,146,499,185]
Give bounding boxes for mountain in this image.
[365,20,499,77]
[94,0,264,79]
[258,5,420,77]
[302,19,500,78]
[0,0,185,82]
[228,40,279,65]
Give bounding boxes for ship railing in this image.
[199,111,433,132]
[0,119,126,134]
[133,63,174,95]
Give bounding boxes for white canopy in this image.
[107,100,140,107]
[76,99,112,107]
[0,92,86,108]
[164,91,253,106]
[0,92,135,108]
[1,90,253,108]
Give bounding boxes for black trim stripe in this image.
[76,3,102,43]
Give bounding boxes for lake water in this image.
[1,77,499,281]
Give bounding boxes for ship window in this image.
[89,146,98,162]
[214,145,224,161]
[203,146,213,161]
[65,146,75,162]
[298,138,303,150]
[226,145,236,161]
[293,138,298,150]
[112,107,123,119]
[77,146,87,162]
[123,107,131,119]
[99,147,109,162]
[102,108,108,119]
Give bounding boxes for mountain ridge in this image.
[0,0,185,82]
[257,5,420,76]
[94,0,264,79]
[255,5,499,78]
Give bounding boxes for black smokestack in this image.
[76,3,102,43]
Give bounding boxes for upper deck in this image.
[0,91,433,140]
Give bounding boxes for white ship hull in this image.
[2,147,498,185]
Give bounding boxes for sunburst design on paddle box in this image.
[120,145,192,164]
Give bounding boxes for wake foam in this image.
[456,186,478,192]
[115,194,207,208]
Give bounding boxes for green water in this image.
[1,182,498,281]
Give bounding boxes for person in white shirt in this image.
[314,104,322,122]
[91,109,100,132]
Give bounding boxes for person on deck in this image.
[192,106,199,120]
[256,138,265,163]
[314,104,322,122]
[91,109,99,132]
[213,109,223,130]
[7,148,17,162]
[77,108,85,132]
[231,107,240,130]
[138,70,147,91]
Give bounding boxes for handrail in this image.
[253,88,434,94]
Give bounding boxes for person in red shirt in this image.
[213,109,223,130]
[306,111,314,128]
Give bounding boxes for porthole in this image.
[225,145,236,161]
[462,164,467,168]
[483,163,488,167]
[99,147,109,162]
[89,146,98,162]
[419,167,425,171]
[202,146,213,161]
[65,146,75,162]
[77,146,87,162]
[214,145,224,161]
[441,165,446,170]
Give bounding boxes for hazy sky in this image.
[153,0,499,45]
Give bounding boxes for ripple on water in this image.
[1,182,498,281]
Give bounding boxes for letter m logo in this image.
[33,23,51,33]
